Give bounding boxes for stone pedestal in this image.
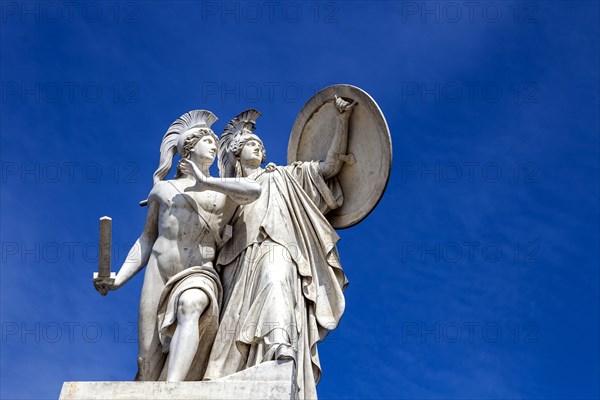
[59,360,296,400]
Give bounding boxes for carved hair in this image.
[173,127,219,179]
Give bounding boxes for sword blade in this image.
[98,216,112,278]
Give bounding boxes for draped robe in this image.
[204,161,348,399]
[155,266,222,381]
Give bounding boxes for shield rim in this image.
[287,84,392,229]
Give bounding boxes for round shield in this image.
[287,84,392,229]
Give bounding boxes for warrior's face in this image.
[239,138,264,167]
[191,134,218,164]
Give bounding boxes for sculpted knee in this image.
[177,290,209,319]
[260,257,296,286]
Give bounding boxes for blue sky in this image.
[1,1,599,399]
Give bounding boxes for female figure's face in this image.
[240,139,264,167]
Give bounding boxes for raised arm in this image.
[180,159,261,205]
[319,96,357,180]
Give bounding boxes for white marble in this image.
[288,84,392,229]
[86,86,391,400]
[59,360,295,400]
[202,95,355,400]
[93,110,260,382]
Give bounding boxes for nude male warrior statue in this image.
[93,110,260,382]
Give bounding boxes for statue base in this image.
[59,360,296,400]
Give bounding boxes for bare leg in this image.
[135,260,166,381]
[166,288,209,381]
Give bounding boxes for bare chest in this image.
[164,182,224,218]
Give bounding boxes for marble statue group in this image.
[93,85,391,400]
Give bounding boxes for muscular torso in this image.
[149,179,236,282]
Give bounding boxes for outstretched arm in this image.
[319,96,357,180]
[180,159,261,205]
[114,196,159,288]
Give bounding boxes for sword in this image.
[93,216,116,296]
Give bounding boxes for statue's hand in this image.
[180,159,207,190]
[334,95,358,118]
[93,277,117,296]
[265,162,277,173]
